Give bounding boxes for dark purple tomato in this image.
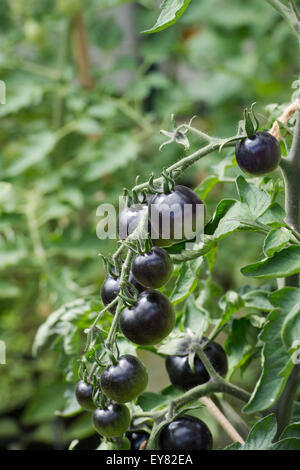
[93,404,130,438]
[165,339,228,391]
[148,185,205,246]
[235,131,281,176]
[131,247,173,288]
[127,430,149,450]
[100,273,144,314]
[100,354,148,403]
[120,289,175,345]
[159,415,213,450]
[118,202,148,240]
[75,380,95,411]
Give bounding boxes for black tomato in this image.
[75,380,95,411]
[93,403,130,438]
[235,131,281,176]
[100,273,144,314]
[127,430,149,450]
[100,354,148,403]
[131,247,173,288]
[120,289,175,345]
[148,185,205,246]
[118,202,148,240]
[159,415,213,450]
[165,339,228,391]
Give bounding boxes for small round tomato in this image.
[100,355,148,403]
[93,404,130,438]
[120,289,175,345]
[235,131,281,176]
[75,380,94,411]
[131,247,173,288]
[159,415,213,450]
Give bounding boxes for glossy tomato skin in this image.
[149,185,205,246]
[100,274,144,314]
[120,289,175,345]
[118,203,148,240]
[159,415,213,450]
[93,404,130,438]
[132,247,173,288]
[127,431,149,450]
[165,339,228,391]
[235,131,281,176]
[75,380,95,411]
[100,354,148,403]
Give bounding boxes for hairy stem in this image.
[275,110,300,430]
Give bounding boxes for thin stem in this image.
[275,107,300,426]
[266,0,299,34]
[133,139,237,193]
[105,249,135,349]
[195,345,220,380]
[200,396,245,445]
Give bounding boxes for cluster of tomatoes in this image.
[75,131,281,450]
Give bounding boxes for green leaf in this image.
[280,422,300,440]
[225,318,259,377]
[157,330,189,356]
[217,290,245,329]
[170,257,205,304]
[6,132,57,177]
[243,310,293,414]
[33,298,92,356]
[242,415,277,450]
[183,294,209,335]
[281,306,300,356]
[242,289,274,312]
[56,383,82,417]
[171,236,215,262]
[143,0,192,34]
[84,135,140,181]
[22,382,66,425]
[241,246,300,279]
[194,175,219,201]
[236,176,271,217]
[263,228,291,257]
[272,438,300,450]
[258,203,286,227]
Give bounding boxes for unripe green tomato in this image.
[93,404,130,438]
[98,436,131,450]
[24,19,45,44]
[56,0,82,16]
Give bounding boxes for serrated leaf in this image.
[236,176,271,217]
[243,310,293,414]
[217,290,245,329]
[243,289,273,312]
[170,257,205,304]
[242,415,277,450]
[158,330,190,355]
[241,246,300,279]
[143,0,192,34]
[263,228,291,257]
[183,294,209,335]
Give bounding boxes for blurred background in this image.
[0,0,297,450]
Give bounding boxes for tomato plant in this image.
[2,0,300,452]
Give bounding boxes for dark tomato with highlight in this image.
[120,289,175,345]
[235,131,281,176]
[159,415,213,450]
[131,247,173,288]
[100,354,148,403]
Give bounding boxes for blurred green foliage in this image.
[0,0,297,449]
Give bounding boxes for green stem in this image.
[275,110,300,429]
[132,138,238,193]
[266,0,299,34]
